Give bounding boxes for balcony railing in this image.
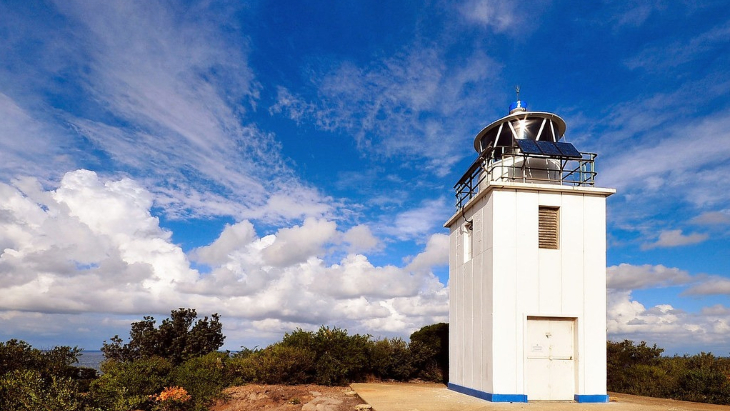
[454,147,597,209]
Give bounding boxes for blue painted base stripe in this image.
[448,383,528,403]
[575,394,609,403]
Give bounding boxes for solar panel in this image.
[515,139,584,159]
[555,142,582,159]
[536,140,562,156]
[516,139,542,155]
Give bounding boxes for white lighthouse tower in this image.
[445,99,615,402]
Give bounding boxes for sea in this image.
[77,350,105,371]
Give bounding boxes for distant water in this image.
[77,351,105,371]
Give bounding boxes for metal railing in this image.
[454,147,597,209]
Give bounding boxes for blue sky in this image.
[1,0,729,355]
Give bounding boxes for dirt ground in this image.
[608,392,730,410]
[209,384,366,411]
[211,383,729,411]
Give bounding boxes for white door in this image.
[525,318,575,401]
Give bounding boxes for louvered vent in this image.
[538,206,559,249]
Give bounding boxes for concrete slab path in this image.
[350,383,728,411]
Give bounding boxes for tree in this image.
[102,308,225,365]
[0,339,83,380]
[0,340,90,411]
[409,323,449,383]
[607,339,664,392]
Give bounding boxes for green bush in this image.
[170,352,231,410]
[370,338,414,380]
[313,327,371,385]
[671,352,730,404]
[230,344,315,385]
[277,326,373,385]
[607,340,730,405]
[227,324,451,386]
[0,339,96,410]
[409,323,448,382]
[0,369,85,411]
[89,357,174,410]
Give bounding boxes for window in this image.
[539,206,559,249]
[463,224,473,261]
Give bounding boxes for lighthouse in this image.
[445,99,615,402]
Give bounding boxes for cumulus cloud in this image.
[0,170,197,312]
[190,221,258,267]
[641,229,709,250]
[0,171,448,346]
[606,263,730,353]
[342,225,380,253]
[261,218,338,267]
[404,234,449,273]
[607,289,730,354]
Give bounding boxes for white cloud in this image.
[607,263,693,290]
[590,83,730,238]
[701,304,730,316]
[190,221,258,267]
[342,225,380,253]
[683,277,730,296]
[600,112,730,195]
[404,234,449,273]
[625,21,730,71]
[0,1,334,223]
[0,171,448,347]
[261,218,338,267]
[606,263,730,352]
[607,289,730,354]
[457,0,524,33]
[0,93,75,182]
[691,211,730,225]
[272,47,500,177]
[381,198,451,241]
[641,229,709,250]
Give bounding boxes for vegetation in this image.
[607,340,730,405]
[226,325,446,386]
[101,308,224,366]
[409,323,449,383]
[0,313,448,410]
[93,308,227,411]
[0,339,93,411]
[7,309,730,410]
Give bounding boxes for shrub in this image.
[409,323,449,382]
[607,340,730,406]
[0,339,95,410]
[89,356,173,410]
[674,368,729,403]
[170,352,230,410]
[370,338,414,380]
[311,326,371,385]
[0,369,85,411]
[261,344,315,384]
